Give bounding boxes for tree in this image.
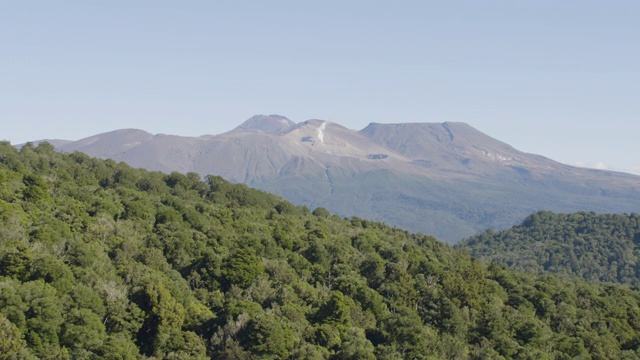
[60,308,107,356]
[316,291,350,327]
[138,282,185,357]
[22,174,50,204]
[97,333,140,360]
[222,247,264,289]
[332,328,376,360]
[16,280,64,358]
[0,313,27,359]
[240,312,294,358]
[0,242,32,280]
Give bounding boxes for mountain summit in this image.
[231,114,295,134]
[47,115,640,242]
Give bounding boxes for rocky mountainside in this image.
[227,114,296,134]
[37,115,640,243]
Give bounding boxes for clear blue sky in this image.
[2,1,639,173]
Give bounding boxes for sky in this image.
[2,1,639,173]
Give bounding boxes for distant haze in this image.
[2,1,639,174]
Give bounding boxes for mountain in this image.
[43,115,640,243]
[3,142,640,358]
[360,122,546,176]
[228,114,296,134]
[457,211,640,286]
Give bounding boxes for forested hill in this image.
[2,143,640,359]
[458,211,640,286]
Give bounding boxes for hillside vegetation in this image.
[50,117,640,243]
[2,142,640,359]
[458,211,640,287]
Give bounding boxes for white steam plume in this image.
[317,122,327,144]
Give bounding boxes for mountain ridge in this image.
[20,115,640,242]
[229,114,296,134]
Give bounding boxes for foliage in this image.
[1,142,640,358]
[458,211,640,286]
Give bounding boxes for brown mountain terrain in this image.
[37,115,640,243]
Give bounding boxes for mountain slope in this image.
[48,115,640,243]
[227,114,296,134]
[360,122,552,176]
[3,142,640,358]
[457,211,640,286]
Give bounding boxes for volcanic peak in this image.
[233,114,295,134]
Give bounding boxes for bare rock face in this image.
[43,115,640,243]
[231,114,295,134]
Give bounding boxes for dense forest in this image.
[458,211,640,287]
[2,142,640,359]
